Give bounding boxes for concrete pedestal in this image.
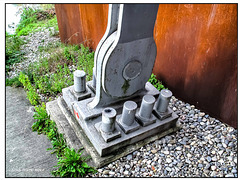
[46,81,180,165]
[46,96,181,167]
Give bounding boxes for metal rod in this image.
[121,101,137,126]
[101,107,117,133]
[155,89,172,113]
[139,95,155,119]
[74,70,86,93]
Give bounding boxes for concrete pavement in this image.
[6,86,57,177]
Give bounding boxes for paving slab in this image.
[6,86,58,177]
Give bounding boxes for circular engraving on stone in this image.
[123,60,142,80]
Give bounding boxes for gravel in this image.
[89,96,237,177]
[7,27,60,79]
[8,26,237,178]
[7,27,62,101]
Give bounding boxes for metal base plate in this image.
[69,86,91,101]
[62,81,179,157]
[116,115,141,134]
[135,109,157,127]
[95,122,121,142]
[153,107,173,120]
[63,81,160,121]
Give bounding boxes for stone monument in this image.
[53,4,179,162]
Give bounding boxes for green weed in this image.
[46,17,59,36]
[26,43,93,95]
[49,134,67,157]
[27,86,40,105]
[19,72,40,105]
[77,44,94,81]
[19,72,31,90]
[16,7,39,34]
[148,73,166,91]
[16,7,58,36]
[6,33,25,72]
[32,102,50,133]
[64,47,75,61]
[6,76,23,87]
[52,148,97,177]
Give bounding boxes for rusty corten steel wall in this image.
[153,4,237,128]
[55,4,108,48]
[55,4,237,128]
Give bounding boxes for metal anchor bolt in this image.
[155,89,172,113]
[74,70,86,93]
[121,101,138,126]
[139,95,156,119]
[101,107,117,133]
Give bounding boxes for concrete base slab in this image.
[46,99,95,167]
[46,97,181,168]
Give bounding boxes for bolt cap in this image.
[160,89,172,98]
[74,70,86,77]
[102,108,117,118]
[124,101,137,111]
[142,95,155,104]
